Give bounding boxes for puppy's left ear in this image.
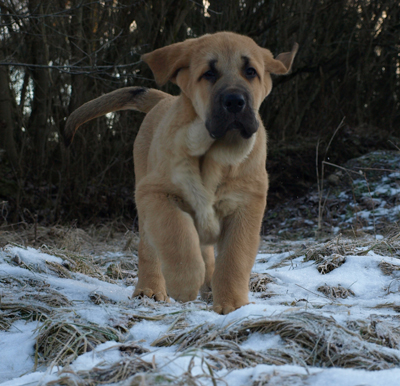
[264,43,299,75]
[142,40,192,86]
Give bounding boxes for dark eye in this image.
[202,70,217,82]
[245,67,257,78]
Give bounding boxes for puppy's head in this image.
[142,32,298,141]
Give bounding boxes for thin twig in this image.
[322,161,363,176]
[316,117,346,231]
[316,138,321,230]
[0,61,142,74]
[295,284,332,301]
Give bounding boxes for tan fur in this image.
[64,32,298,314]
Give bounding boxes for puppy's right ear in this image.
[142,40,192,86]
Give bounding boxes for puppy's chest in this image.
[171,153,241,220]
[200,162,240,216]
[213,184,241,218]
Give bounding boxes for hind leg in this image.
[200,245,215,301]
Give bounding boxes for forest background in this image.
[0,0,399,227]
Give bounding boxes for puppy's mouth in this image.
[226,120,256,139]
[206,88,259,140]
[207,117,258,140]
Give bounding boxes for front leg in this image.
[136,189,205,302]
[133,230,169,302]
[212,196,266,314]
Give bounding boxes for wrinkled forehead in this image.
[190,34,266,72]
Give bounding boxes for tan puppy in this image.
[65,32,298,314]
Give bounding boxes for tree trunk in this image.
[27,0,50,168]
[0,50,19,172]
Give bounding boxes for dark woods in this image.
[0,0,399,225]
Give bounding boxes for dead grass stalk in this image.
[35,318,123,367]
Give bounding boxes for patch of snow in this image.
[0,321,38,383]
[1,236,400,386]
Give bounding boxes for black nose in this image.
[223,93,246,114]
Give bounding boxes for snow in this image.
[239,332,284,351]
[1,240,400,386]
[223,365,400,386]
[130,319,171,347]
[0,321,37,382]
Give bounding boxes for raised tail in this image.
[64,87,170,147]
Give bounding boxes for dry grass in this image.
[35,317,123,366]
[47,356,154,385]
[249,273,275,292]
[316,254,346,274]
[370,303,400,313]
[5,239,138,286]
[302,231,400,263]
[265,234,353,270]
[89,291,117,305]
[152,321,214,350]
[45,260,74,279]
[1,242,121,285]
[46,353,224,386]
[0,222,140,256]
[119,342,150,356]
[21,289,72,308]
[126,312,167,326]
[0,275,71,330]
[317,284,355,299]
[252,371,309,386]
[40,247,118,284]
[347,319,400,349]
[201,341,289,368]
[234,314,400,369]
[0,301,50,331]
[0,224,92,251]
[303,235,354,263]
[259,229,400,272]
[379,261,400,275]
[151,312,400,370]
[126,370,219,386]
[104,261,138,281]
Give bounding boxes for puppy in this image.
[65,32,298,314]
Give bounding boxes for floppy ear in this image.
[141,40,192,86]
[264,43,299,75]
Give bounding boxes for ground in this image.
[0,150,399,386]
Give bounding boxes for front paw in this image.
[133,287,170,302]
[213,300,248,315]
[167,286,200,302]
[212,291,249,314]
[164,261,205,302]
[166,273,203,301]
